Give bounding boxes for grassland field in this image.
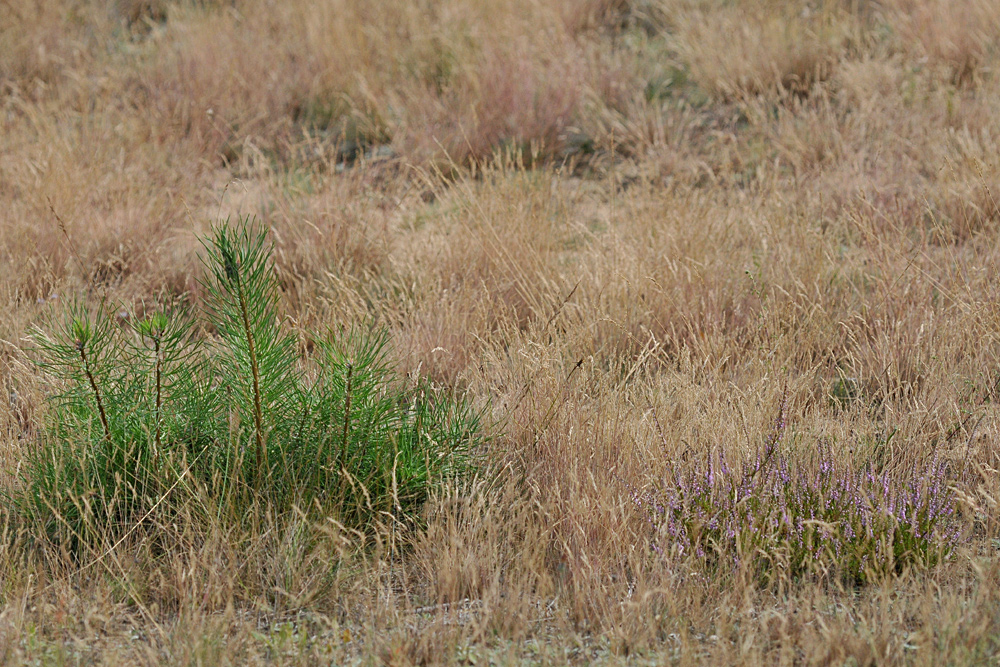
[3,0,1000,664]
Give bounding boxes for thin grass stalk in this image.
[416,388,423,447]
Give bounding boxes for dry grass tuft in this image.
[885,0,1000,86]
[672,0,857,101]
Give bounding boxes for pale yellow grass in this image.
[2,0,1000,664]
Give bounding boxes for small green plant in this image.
[629,410,964,586]
[14,216,483,550]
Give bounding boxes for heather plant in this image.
[633,409,964,586]
[13,216,482,550]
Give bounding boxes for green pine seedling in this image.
[20,301,201,550]
[200,221,302,502]
[13,215,484,554]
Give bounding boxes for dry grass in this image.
[3,0,1000,664]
